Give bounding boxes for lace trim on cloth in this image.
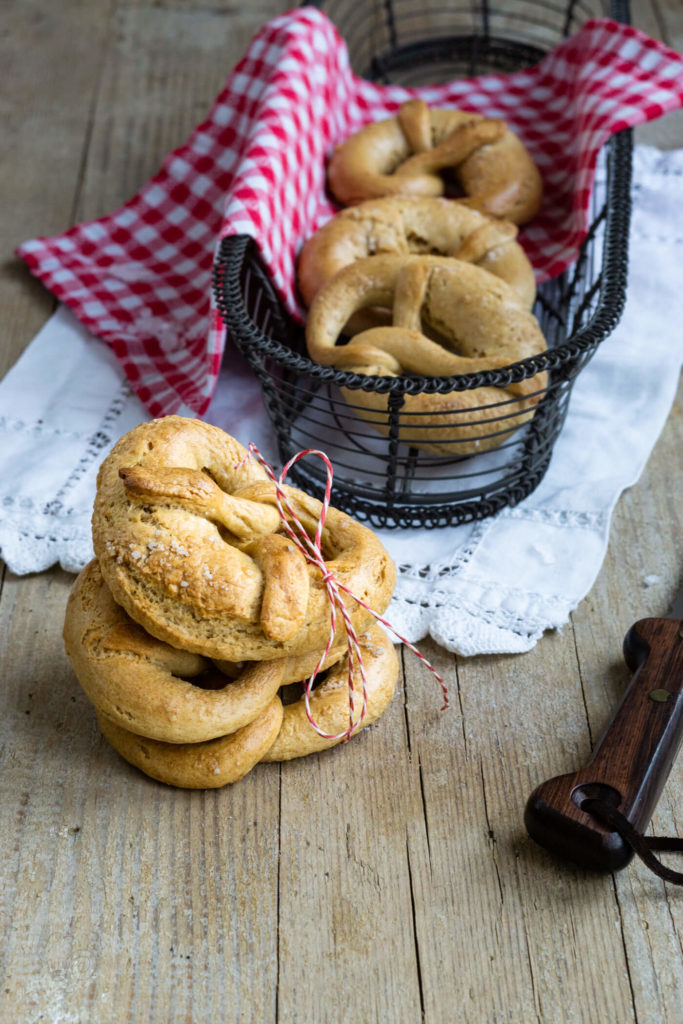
[389,567,582,655]
[0,387,133,574]
[0,505,92,576]
[395,519,493,581]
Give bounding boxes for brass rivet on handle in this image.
[649,688,672,703]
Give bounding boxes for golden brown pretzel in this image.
[327,99,543,225]
[298,196,536,312]
[305,254,548,456]
[94,627,397,787]
[96,699,284,789]
[63,558,342,743]
[212,643,347,686]
[92,418,396,662]
[262,624,398,762]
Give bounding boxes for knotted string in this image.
[240,444,449,741]
[582,799,683,886]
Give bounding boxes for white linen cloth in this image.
[1,146,681,656]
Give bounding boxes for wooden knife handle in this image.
[525,617,683,872]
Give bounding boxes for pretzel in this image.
[327,99,543,225]
[63,558,345,743]
[96,699,284,789]
[305,254,548,455]
[298,196,536,313]
[94,625,397,788]
[92,417,396,661]
[212,643,346,686]
[262,624,398,762]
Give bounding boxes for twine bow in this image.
[241,444,449,741]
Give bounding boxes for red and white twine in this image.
[241,444,449,741]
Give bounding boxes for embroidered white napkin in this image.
[1,146,681,656]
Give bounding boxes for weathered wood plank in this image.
[0,0,116,378]
[402,634,639,1023]
[276,685,426,1023]
[75,1,287,221]
[0,567,283,1023]
[576,377,683,1024]
[0,1,681,1022]
[1,3,289,1021]
[576,3,683,996]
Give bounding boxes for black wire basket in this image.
[213,0,632,530]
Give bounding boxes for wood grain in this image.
[0,1,682,1022]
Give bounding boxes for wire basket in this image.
[213,0,632,529]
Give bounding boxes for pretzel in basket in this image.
[327,99,543,225]
[305,254,548,455]
[63,559,345,744]
[298,196,537,314]
[92,418,396,662]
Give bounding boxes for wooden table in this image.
[1,3,681,1021]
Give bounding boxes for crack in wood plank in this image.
[479,759,504,908]
[405,834,426,1022]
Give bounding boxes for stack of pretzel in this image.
[63,417,399,788]
[297,99,548,455]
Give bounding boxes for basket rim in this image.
[307,0,632,35]
[213,125,632,394]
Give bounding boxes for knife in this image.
[524,581,683,872]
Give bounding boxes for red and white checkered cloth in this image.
[17,7,683,419]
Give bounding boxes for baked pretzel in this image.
[92,418,396,662]
[96,699,284,789]
[63,559,344,743]
[298,196,536,313]
[262,624,397,762]
[92,626,397,788]
[212,642,346,687]
[305,254,548,455]
[327,99,543,225]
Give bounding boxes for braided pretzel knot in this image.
[297,196,537,316]
[305,254,548,456]
[63,561,397,788]
[92,418,396,661]
[327,99,543,226]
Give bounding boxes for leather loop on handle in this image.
[582,799,683,885]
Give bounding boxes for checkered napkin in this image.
[16,7,683,420]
